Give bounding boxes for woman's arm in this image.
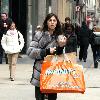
[27,32,52,59]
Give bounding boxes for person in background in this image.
[78,21,91,62]
[89,26,100,68]
[0,13,12,64]
[62,17,74,33]
[27,13,66,100]
[1,22,24,81]
[64,24,77,55]
[32,25,42,40]
[36,25,42,32]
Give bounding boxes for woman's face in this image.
[10,23,16,30]
[47,16,57,31]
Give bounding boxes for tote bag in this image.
[40,54,85,94]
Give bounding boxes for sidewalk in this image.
[0,45,100,100]
[2,55,34,64]
[0,64,34,100]
[0,63,100,100]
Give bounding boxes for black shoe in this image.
[94,61,98,68]
[94,65,98,68]
[36,98,44,100]
[11,78,15,81]
[79,59,82,61]
[84,60,86,62]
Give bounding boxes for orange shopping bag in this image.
[40,54,85,93]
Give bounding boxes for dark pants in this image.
[35,86,57,100]
[91,45,99,68]
[79,44,89,61]
[0,44,8,64]
[0,45,3,64]
[5,54,8,64]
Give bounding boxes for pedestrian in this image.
[36,25,42,32]
[0,13,12,64]
[1,22,24,81]
[90,26,100,68]
[64,24,77,54]
[27,13,66,100]
[78,21,91,62]
[62,17,74,33]
[32,25,42,40]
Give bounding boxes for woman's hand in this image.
[57,35,67,47]
[50,47,56,54]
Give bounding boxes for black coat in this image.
[89,30,100,46]
[0,18,12,40]
[78,26,91,46]
[65,33,77,53]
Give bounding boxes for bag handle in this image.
[63,47,71,63]
[51,47,71,63]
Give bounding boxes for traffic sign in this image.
[76,6,80,12]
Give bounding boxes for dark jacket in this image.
[64,32,77,53]
[0,18,12,40]
[75,25,81,46]
[89,30,100,46]
[78,23,91,46]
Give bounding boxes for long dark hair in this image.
[42,13,62,35]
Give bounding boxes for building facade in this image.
[0,0,78,53]
[28,0,76,50]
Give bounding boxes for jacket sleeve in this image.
[18,31,25,51]
[55,46,64,55]
[27,32,49,60]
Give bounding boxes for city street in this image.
[0,46,100,100]
[0,0,100,100]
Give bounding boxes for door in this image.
[9,0,27,53]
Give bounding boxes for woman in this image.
[1,22,24,81]
[27,13,66,100]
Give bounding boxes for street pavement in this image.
[0,46,100,100]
